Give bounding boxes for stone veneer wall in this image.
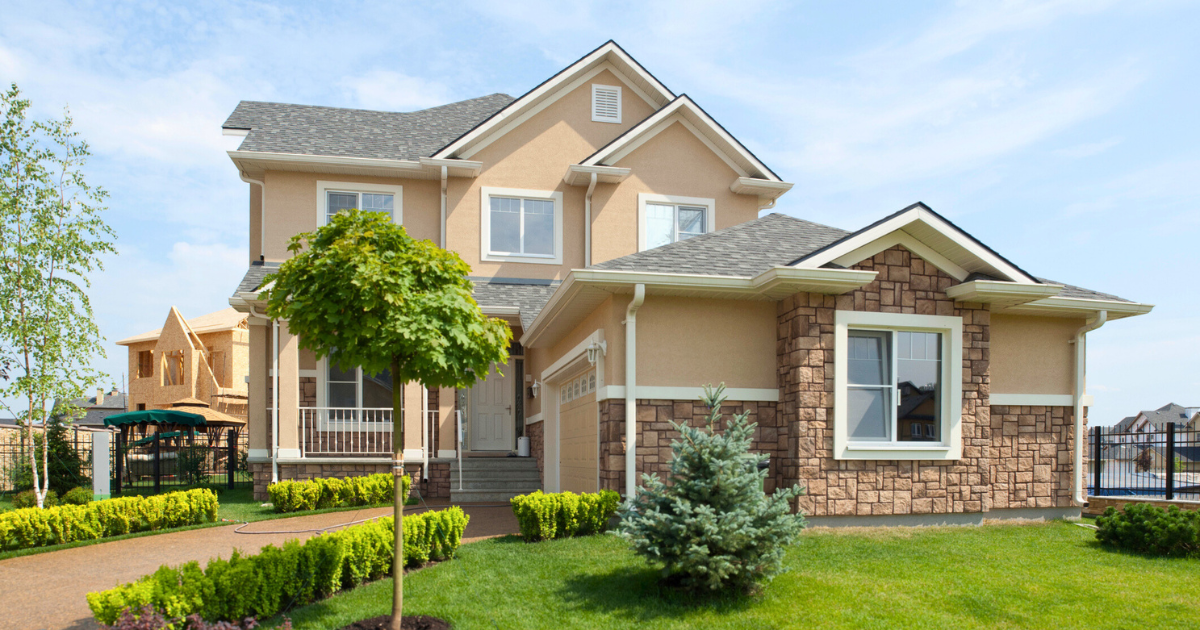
[527,421,544,476]
[597,399,784,494]
[989,405,1080,509]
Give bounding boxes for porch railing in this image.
[298,408,440,458]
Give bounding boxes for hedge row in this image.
[87,506,469,625]
[1096,503,1200,557]
[0,489,218,551]
[510,490,621,542]
[267,473,410,513]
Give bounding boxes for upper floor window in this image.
[137,351,153,379]
[591,85,622,123]
[317,181,403,226]
[637,193,715,251]
[162,350,183,386]
[481,187,563,265]
[833,311,963,461]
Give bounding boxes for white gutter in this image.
[624,284,646,499]
[439,165,448,248]
[238,170,266,259]
[1073,310,1107,506]
[585,172,597,267]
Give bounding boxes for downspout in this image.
[623,284,646,499]
[585,172,597,267]
[439,166,448,248]
[1072,310,1107,506]
[238,170,266,260]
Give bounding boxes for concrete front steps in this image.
[449,456,541,503]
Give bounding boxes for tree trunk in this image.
[391,356,404,630]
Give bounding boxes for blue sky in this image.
[1,0,1196,425]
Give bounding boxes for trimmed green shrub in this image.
[0,488,218,551]
[12,489,58,509]
[63,486,93,506]
[1096,503,1200,557]
[618,385,806,592]
[87,506,469,625]
[510,489,621,542]
[267,473,410,513]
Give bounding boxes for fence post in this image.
[227,429,237,490]
[153,430,161,494]
[114,432,123,495]
[1092,425,1103,498]
[1165,423,1175,501]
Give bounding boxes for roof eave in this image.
[944,280,1064,307]
[229,151,482,179]
[1000,296,1154,320]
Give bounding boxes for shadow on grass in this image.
[555,563,757,623]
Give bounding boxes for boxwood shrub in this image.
[510,489,621,542]
[0,488,218,551]
[267,473,410,513]
[87,506,469,625]
[1095,502,1200,557]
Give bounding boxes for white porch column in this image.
[402,381,425,460]
[437,387,457,458]
[276,320,300,459]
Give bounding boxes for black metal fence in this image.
[0,426,98,493]
[113,427,251,494]
[1089,424,1200,501]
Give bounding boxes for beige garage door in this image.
[558,369,598,494]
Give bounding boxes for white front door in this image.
[469,360,513,451]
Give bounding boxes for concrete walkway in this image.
[0,502,518,630]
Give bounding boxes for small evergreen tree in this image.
[617,384,806,593]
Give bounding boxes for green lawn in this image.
[0,487,408,561]
[269,521,1199,630]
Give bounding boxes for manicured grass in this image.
[0,487,410,561]
[268,521,1199,630]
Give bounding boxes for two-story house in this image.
[226,41,1152,525]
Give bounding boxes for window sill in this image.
[837,443,960,461]
[481,252,562,265]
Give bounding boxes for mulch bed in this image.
[338,615,450,630]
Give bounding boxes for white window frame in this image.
[637,193,716,252]
[317,181,404,226]
[315,356,395,431]
[480,186,564,265]
[591,84,622,123]
[833,311,963,461]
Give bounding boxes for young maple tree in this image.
[0,84,115,509]
[262,208,510,628]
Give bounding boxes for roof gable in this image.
[582,95,782,182]
[433,41,675,160]
[791,202,1038,284]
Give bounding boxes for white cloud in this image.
[338,70,453,111]
[1053,137,1123,159]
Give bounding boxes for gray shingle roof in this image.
[223,94,514,161]
[1037,279,1131,303]
[56,393,128,426]
[232,262,279,297]
[590,213,850,277]
[471,280,558,330]
[1139,403,1197,429]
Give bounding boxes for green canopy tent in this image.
[104,409,206,491]
[104,409,207,428]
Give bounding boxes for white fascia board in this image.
[229,150,424,174]
[944,280,1064,304]
[222,128,249,137]
[418,157,483,177]
[598,385,778,402]
[1004,296,1154,319]
[433,42,674,160]
[563,164,632,186]
[729,177,794,200]
[990,393,1093,407]
[583,96,781,182]
[831,230,971,282]
[797,206,1036,284]
[541,329,604,383]
[481,305,521,317]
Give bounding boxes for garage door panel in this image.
[559,372,598,494]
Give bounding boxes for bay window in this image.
[481,187,563,264]
[637,193,715,251]
[834,311,962,460]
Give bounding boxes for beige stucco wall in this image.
[591,120,760,265]
[261,171,441,262]
[249,182,263,262]
[990,314,1083,396]
[636,296,776,389]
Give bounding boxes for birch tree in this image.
[0,84,115,508]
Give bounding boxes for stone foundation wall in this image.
[597,398,783,494]
[250,460,451,501]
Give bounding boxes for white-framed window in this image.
[318,354,395,429]
[637,193,715,251]
[591,84,622,123]
[481,187,563,265]
[834,311,963,461]
[317,181,403,226]
[559,369,596,403]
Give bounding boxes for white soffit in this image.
[796,205,1038,284]
[582,96,782,182]
[944,280,1063,307]
[228,151,481,180]
[563,164,632,186]
[1000,296,1154,320]
[432,42,675,160]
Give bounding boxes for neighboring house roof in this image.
[56,392,128,426]
[1136,403,1197,429]
[117,308,248,345]
[222,94,514,161]
[591,213,850,277]
[1112,415,1139,432]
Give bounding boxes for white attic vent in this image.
[591,84,621,123]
